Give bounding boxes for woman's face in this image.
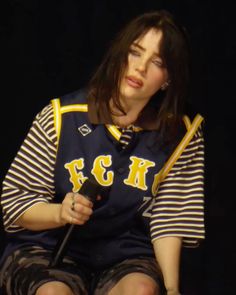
[119,28,168,105]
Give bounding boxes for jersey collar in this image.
[87,96,159,131]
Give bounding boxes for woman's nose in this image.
[135,58,147,75]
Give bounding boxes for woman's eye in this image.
[152,59,163,67]
[129,49,141,56]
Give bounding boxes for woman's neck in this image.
[112,114,137,128]
[110,98,147,128]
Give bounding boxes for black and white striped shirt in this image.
[1,103,205,247]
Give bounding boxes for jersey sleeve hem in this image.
[151,232,205,248]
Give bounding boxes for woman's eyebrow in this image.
[132,42,161,58]
[132,43,145,51]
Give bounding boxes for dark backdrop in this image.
[0,1,235,294]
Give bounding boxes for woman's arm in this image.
[150,123,205,294]
[1,103,92,232]
[15,193,93,231]
[153,237,182,295]
[15,202,63,230]
[1,104,57,232]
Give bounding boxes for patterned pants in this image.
[0,246,164,295]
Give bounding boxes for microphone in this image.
[50,178,101,267]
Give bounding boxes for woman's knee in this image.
[108,272,160,295]
[136,280,158,295]
[35,281,74,295]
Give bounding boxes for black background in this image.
[0,1,235,294]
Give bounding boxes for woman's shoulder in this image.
[56,88,89,106]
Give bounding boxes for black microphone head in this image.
[78,179,101,202]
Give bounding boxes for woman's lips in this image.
[126,76,143,88]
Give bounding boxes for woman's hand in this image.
[60,192,94,225]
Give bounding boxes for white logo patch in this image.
[78,124,92,136]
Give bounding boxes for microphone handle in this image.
[49,179,101,267]
[49,224,75,267]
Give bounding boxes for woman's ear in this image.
[160,80,170,90]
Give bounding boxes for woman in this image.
[0,10,205,295]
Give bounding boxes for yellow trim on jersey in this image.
[160,113,203,182]
[105,125,143,141]
[51,98,62,143]
[51,98,203,182]
[105,125,121,140]
[51,100,89,144]
[60,104,88,113]
[183,115,191,130]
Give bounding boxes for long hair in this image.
[87,10,191,141]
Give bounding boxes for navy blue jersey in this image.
[1,89,205,270]
[52,89,174,269]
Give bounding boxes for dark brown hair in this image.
[87,10,191,141]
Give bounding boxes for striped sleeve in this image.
[150,125,205,247]
[1,103,57,232]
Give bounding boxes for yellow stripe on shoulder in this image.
[51,101,88,144]
[183,115,191,130]
[61,104,88,113]
[51,98,62,143]
[152,113,203,196]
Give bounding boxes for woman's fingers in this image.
[61,192,94,225]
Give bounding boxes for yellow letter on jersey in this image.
[91,155,114,186]
[124,156,155,190]
[64,159,87,192]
